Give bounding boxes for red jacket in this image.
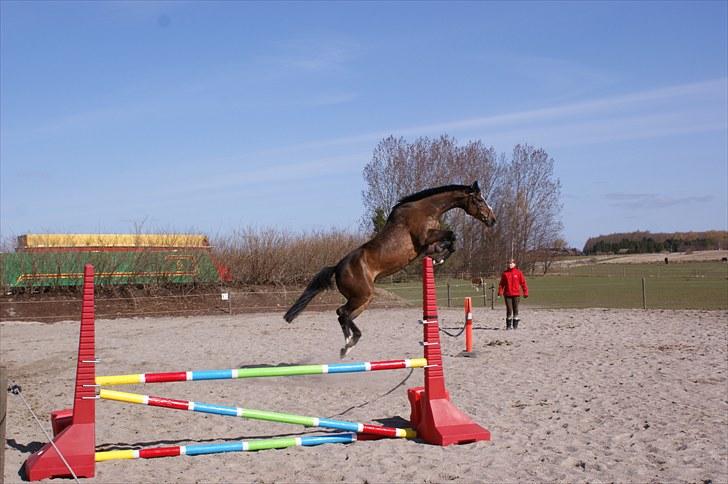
[498,267,528,297]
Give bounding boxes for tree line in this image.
[583,231,728,255]
[362,135,563,276]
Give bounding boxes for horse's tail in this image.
[284,265,337,323]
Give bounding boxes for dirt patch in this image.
[3,308,726,483]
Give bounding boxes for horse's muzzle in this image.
[480,216,496,227]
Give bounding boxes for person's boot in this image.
[506,318,512,330]
[512,318,520,329]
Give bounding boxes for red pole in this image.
[464,297,473,353]
[407,257,490,445]
[24,264,97,480]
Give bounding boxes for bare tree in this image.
[361,135,463,232]
[361,135,503,274]
[361,136,411,232]
[362,136,498,225]
[361,137,563,277]
[496,144,563,273]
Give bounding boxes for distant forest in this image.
[582,231,728,255]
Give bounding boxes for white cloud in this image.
[186,77,727,196]
[300,92,358,107]
[140,152,367,208]
[604,193,714,209]
[257,77,728,154]
[499,54,619,99]
[264,39,361,73]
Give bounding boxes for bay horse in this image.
[284,182,496,357]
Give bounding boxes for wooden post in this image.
[490,284,495,310]
[642,278,647,309]
[446,282,451,308]
[221,292,232,314]
[481,280,487,306]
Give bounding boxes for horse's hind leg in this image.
[334,249,374,357]
[336,295,371,358]
[336,306,352,343]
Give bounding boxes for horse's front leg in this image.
[422,230,456,264]
[425,242,456,264]
[422,229,455,247]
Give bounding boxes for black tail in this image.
[284,266,337,322]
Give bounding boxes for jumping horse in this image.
[284,182,497,357]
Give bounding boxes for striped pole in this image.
[97,358,427,386]
[99,389,416,439]
[96,433,357,462]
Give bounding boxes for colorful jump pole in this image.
[99,389,415,439]
[96,358,427,386]
[96,433,357,462]
[24,258,490,481]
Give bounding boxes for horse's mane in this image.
[393,184,474,209]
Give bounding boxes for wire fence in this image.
[3,266,726,323]
[378,261,728,310]
[387,276,726,310]
[1,287,334,322]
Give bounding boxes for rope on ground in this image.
[8,383,80,484]
[329,318,466,418]
[438,318,467,338]
[328,368,414,418]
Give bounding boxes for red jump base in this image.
[407,257,491,445]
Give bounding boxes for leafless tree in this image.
[361,135,461,229]
[495,144,563,273]
[362,137,563,276]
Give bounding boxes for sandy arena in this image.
[2,306,726,483]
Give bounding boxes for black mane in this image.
[394,184,474,208]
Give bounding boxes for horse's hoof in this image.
[339,347,351,358]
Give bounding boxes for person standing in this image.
[498,258,528,329]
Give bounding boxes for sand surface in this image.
[2,306,727,483]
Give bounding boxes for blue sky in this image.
[1,1,726,250]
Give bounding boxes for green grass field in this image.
[377,261,728,310]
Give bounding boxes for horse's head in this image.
[464,181,496,227]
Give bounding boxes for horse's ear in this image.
[471,181,480,192]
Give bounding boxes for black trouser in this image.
[505,296,520,319]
